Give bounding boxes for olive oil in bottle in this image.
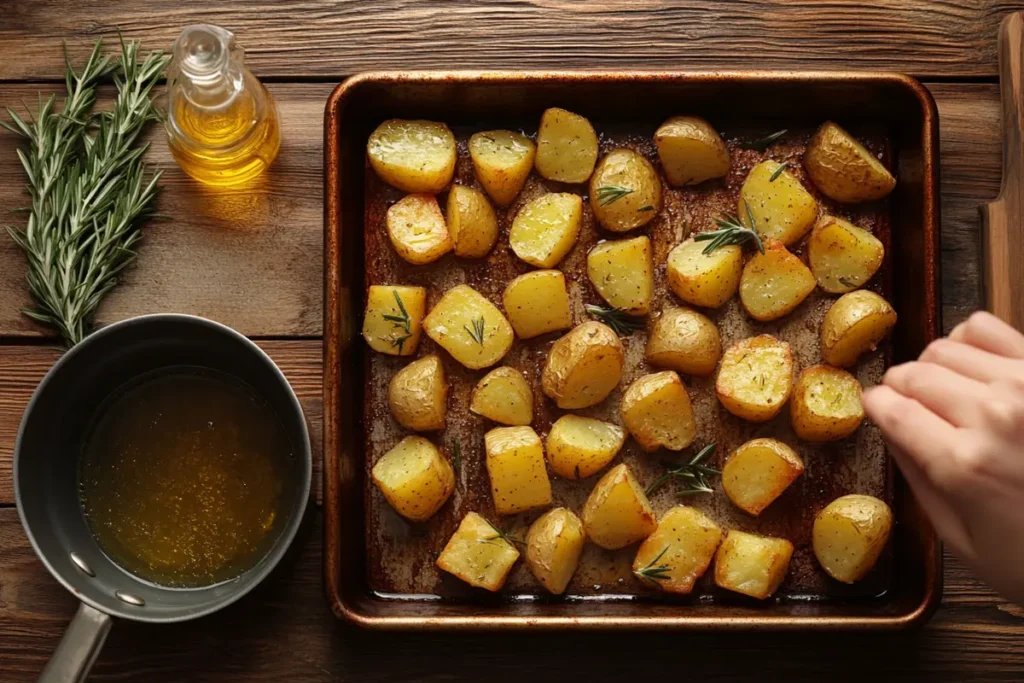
[165,24,280,186]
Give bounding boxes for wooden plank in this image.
[1,1,1023,81]
[0,509,1021,682]
[0,340,322,506]
[0,83,331,338]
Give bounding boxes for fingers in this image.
[920,338,1023,385]
[880,361,989,427]
[948,311,1024,359]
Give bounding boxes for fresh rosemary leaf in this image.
[694,211,765,255]
[464,316,486,345]
[740,129,788,152]
[387,289,413,352]
[645,444,719,497]
[634,546,672,584]
[483,520,524,547]
[595,185,634,206]
[769,162,790,182]
[638,205,655,212]
[585,304,645,336]
[838,276,857,288]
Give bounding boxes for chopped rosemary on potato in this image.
[585,304,645,336]
[741,129,788,152]
[482,520,525,547]
[838,276,857,288]
[769,162,790,182]
[634,546,672,584]
[464,316,486,345]
[645,443,719,496]
[695,207,765,255]
[595,185,634,205]
[382,289,413,352]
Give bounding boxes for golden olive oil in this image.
[79,369,294,587]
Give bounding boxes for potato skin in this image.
[525,508,586,594]
[541,322,625,409]
[387,354,448,431]
[372,436,455,522]
[791,365,865,442]
[645,307,721,377]
[470,366,533,426]
[813,494,893,583]
[582,463,658,550]
[502,270,573,339]
[714,530,794,599]
[632,506,722,594]
[437,512,520,591]
[666,237,743,309]
[721,438,804,516]
[545,415,626,479]
[715,335,795,422]
[446,185,498,258]
[620,371,697,452]
[535,107,599,183]
[739,238,816,322]
[367,119,456,193]
[807,215,885,294]
[385,193,454,265]
[587,236,654,315]
[654,116,730,186]
[589,149,662,232]
[821,290,897,368]
[739,160,818,247]
[362,285,426,356]
[804,121,896,203]
[469,130,536,206]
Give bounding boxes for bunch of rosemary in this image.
[3,38,169,346]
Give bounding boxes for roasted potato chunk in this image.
[446,185,498,258]
[534,107,599,183]
[502,270,572,339]
[423,284,514,370]
[791,366,865,442]
[542,321,625,409]
[509,192,583,268]
[385,193,453,265]
[372,436,454,522]
[582,463,658,550]
[545,415,626,480]
[485,426,552,515]
[807,215,885,294]
[645,306,722,377]
[589,149,662,232]
[387,354,447,431]
[587,236,654,315]
[716,335,794,422]
[362,285,426,356]
[469,130,536,206]
[654,116,730,186]
[714,530,794,599]
[813,494,893,583]
[437,512,520,591]
[821,290,897,368]
[367,119,456,193]
[721,438,804,516]
[666,237,743,309]
[620,371,697,452]
[739,160,818,247]
[739,238,816,322]
[632,506,722,594]
[804,121,896,203]
[525,508,586,594]
[470,366,533,426]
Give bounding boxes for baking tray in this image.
[323,71,941,630]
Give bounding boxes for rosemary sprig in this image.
[769,162,790,182]
[382,289,413,353]
[451,438,462,475]
[694,207,765,255]
[3,38,169,347]
[482,520,525,547]
[464,316,486,345]
[595,185,634,205]
[740,129,788,152]
[585,304,645,336]
[634,546,672,584]
[645,443,720,497]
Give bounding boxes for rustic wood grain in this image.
[1,1,1024,81]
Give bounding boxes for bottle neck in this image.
[168,24,247,111]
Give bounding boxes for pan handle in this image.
[38,602,112,683]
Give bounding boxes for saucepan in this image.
[14,314,312,682]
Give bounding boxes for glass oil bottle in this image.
[165,24,280,186]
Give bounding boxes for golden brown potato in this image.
[821,290,897,368]
[437,512,520,591]
[423,284,514,370]
[739,238,816,322]
[714,530,794,599]
[541,321,625,409]
[469,130,536,206]
[791,366,865,442]
[645,306,722,377]
[385,193,454,265]
[509,192,583,268]
[587,236,654,315]
[589,149,662,232]
[807,215,885,294]
[485,426,552,515]
[534,107,599,183]
[387,354,448,431]
[813,494,893,583]
[739,160,818,247]
[716,335,794,422]
[362,285,427,356]
[582,463,658,550]
[502,270,573,339]
[367,119,456,193]
[620,371,697,452]
[654,116,730,186]
[372,436,454,522]
[525,508,586,595]
[804,121,896,203]
[721,438,804,516]
[632,506,722,594]
[545,414,626,480]
[446,185,498,258]
[666,237,743,309]
[470,366,533,426]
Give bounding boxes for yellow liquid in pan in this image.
[79,370,294,587]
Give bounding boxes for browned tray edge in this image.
[322,70,943,631]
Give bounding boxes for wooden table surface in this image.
[2,2,1023,680]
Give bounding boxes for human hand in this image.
[861,311,1024,605]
